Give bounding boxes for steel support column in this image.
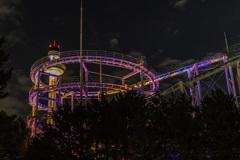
[58,90,61,109]
[179,81,184,93]
[224,56,238,107]
[236,61,240,95]
[187,71,194,104]
[71,92,74,112]
[228,65,238,107]
[140,69,144,94]
[223,56,231,94]
[34,69,40,137]
[84,62,88,102]
[85,72,88,102]
[122,79,125,86]
[187,63,201,106]
[58,76,62,108]
[194,63,201,103]
[140,57,145,94]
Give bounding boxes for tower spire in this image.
[80,0,83,103]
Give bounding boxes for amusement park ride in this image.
[28,41,240,136]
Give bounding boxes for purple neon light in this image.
[30,54,155,84]
[29,50,228,117]
[154,55,225,82]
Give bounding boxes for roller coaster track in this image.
[29,50,157,111]
[29,49,240,111]
[29,43,240,136]
[30,50,156,83]
[159,55,240,96]
[29,82,132,111]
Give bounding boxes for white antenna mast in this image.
[80,0,83,103]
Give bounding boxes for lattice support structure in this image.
[159,50,240,107]
[223,56,238,107]
[187,63,201,105]
[236,61,240,96]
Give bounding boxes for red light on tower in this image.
[49,41,60,51]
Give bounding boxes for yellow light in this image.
[45,67,65,76]
[44,65,66,120]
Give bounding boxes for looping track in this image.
[29,50,157,111]
[29,44,240,113]
[29,43,240,136]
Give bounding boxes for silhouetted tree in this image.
[25,90,240,159]
[25,92,151,159]
[88,91,150,159]
[0,111,30,159]
[0,37,12,99]
[25,104,88,160]
[200,89,240,159]
[0,38,29,159]
[141,93,203,160]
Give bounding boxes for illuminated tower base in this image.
[45,42,65,124]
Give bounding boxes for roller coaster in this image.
[28,42,240,136]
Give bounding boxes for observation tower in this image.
[45,42,65,124]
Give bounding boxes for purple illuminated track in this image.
[29,50,157,112]
[29,49,239,111]
[28,43,240,136]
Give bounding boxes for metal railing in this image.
[31,50,141,74]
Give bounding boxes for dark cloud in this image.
[110,38,118,49]
[0,0,22,20]
[128,51,144,58]
[0,0,24,44]
[172,0,190,9]
[158,57,195,71]
[200,52,222,61]
[6,30,25,45]
[0,69,32,118]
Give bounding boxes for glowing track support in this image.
[33,68,40,137]
[58,77,62,107]
[140,57,145,94]
[85,76,88,102]
[236,61,240,96]
[122,70,140,80]
[83,61,88,102]
[224,56,231,94]
[187,63,201,105]
[223,56,238,106]
[71,92,74,112]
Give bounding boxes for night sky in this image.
[1,0,240,118]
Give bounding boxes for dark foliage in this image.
[25,91,150,160]
[0,38,28,159]
[0,111,30,159]
[145,93,203,159]
[200,90,240,159]
[0,37,12,99]
[25,90,240,159]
